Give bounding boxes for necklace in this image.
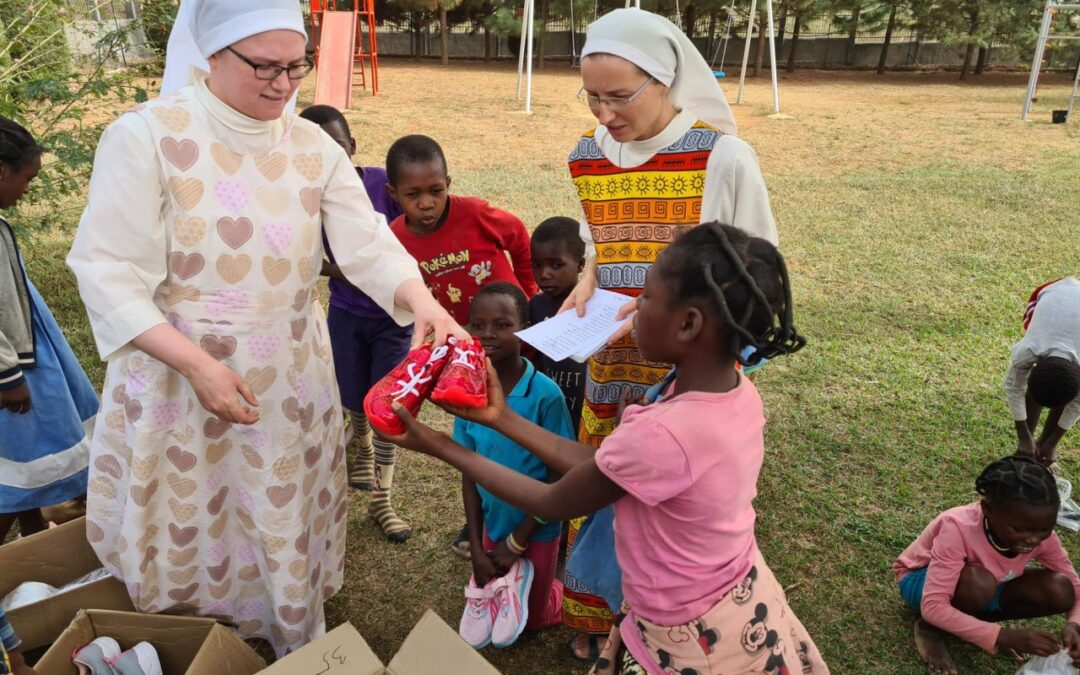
[983,516,1015,555]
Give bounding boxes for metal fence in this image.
[63,2,1077,71]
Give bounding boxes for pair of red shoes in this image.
[364,336,488,435]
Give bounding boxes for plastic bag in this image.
[1057,477,1080,532]
[1015,650,1079,675]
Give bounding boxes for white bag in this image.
[1057,477,1080,532]
[1016,650,1080,675]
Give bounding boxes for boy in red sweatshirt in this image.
[386,135,537,326]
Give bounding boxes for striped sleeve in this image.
[0,606,20,654]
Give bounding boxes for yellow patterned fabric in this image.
[569,121,720,446]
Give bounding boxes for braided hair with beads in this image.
[975,455,1059,510]
[657,222,806,366]
[0,117,45,171]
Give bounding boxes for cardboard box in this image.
[260,610,502,675]
[0,517,135,651]
[34,609,266,675]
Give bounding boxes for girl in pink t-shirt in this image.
[383,223,829,674]
[894,455,1080,673]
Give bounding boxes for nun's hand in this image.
[559,271,597,317]
[606,297,638,346]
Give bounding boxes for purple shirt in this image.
[323,166,405,318]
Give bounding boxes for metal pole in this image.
[766,0,779,113]
[525,0,535,112]
[516,0,529,99]
[737,0,759,103]
[1022,0,1055,120]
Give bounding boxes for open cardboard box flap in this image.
[259,610,502,674]
[34,610,266,675]
[0,517,134,651]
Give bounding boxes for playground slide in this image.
[314,11,356,110]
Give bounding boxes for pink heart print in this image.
[248,334,281,361]
[261,223,293,254]
[208,289,249,317]
[215,180,250,213]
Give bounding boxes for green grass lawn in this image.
[11,63,1080,673]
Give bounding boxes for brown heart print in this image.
[206,438,233,464]
[169,252,205,280]
[167,473,197,498]
[168,177,204,211]
[278,605,308,626]
[262,256,292,286]
[130,479,160,507]
[266,483,298,508]
[210,143,243,175]
[124,397,143,423]
[166,446,197,472]
[168,547,199,566]
[204,417,232,439]
[303,445,321,468]
[140,546,159,575]
[160,137,199,171]
[200,335,237,361]
[208,486,229,516]
[300,187,321,216]
[208,556,231,582]
[245,367,277,396]
[94,455,124,479]
[217,217,254,250]
[255,152,288,182]
[168,583,200,603]
[169,523,198,547]
[210,579,233,600]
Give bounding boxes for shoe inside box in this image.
[1,518,134,651]
[34,610,265,675]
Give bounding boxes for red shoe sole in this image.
[430,389,488,409]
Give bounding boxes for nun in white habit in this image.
[67,0,464,655]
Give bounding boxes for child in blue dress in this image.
[0,117,97,540]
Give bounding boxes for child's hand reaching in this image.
[615,386,643,426]
[996,626,1060,660]
[488,539,521,575]
[1063,622,1080,666]
[0,381,31,414]
[381,404,452,456]
[433,360,508,428]
[471,548,500,588]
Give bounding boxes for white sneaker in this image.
[459,575,497,649]
[73,636,122,675]
[491,558,534,649]
[113,642,163,675]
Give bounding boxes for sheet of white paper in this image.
[516,289,630,363]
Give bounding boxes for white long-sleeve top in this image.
[1004,277,1080,428]
[67,77,421,361]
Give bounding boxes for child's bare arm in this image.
[387,406,623,520]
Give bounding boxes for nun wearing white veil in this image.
[67,0,464,655]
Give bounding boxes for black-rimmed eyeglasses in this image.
[226,46,314,81]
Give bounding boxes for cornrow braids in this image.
[658,222,805,366]
[975,455,1059,510]
[0,116,45,171]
